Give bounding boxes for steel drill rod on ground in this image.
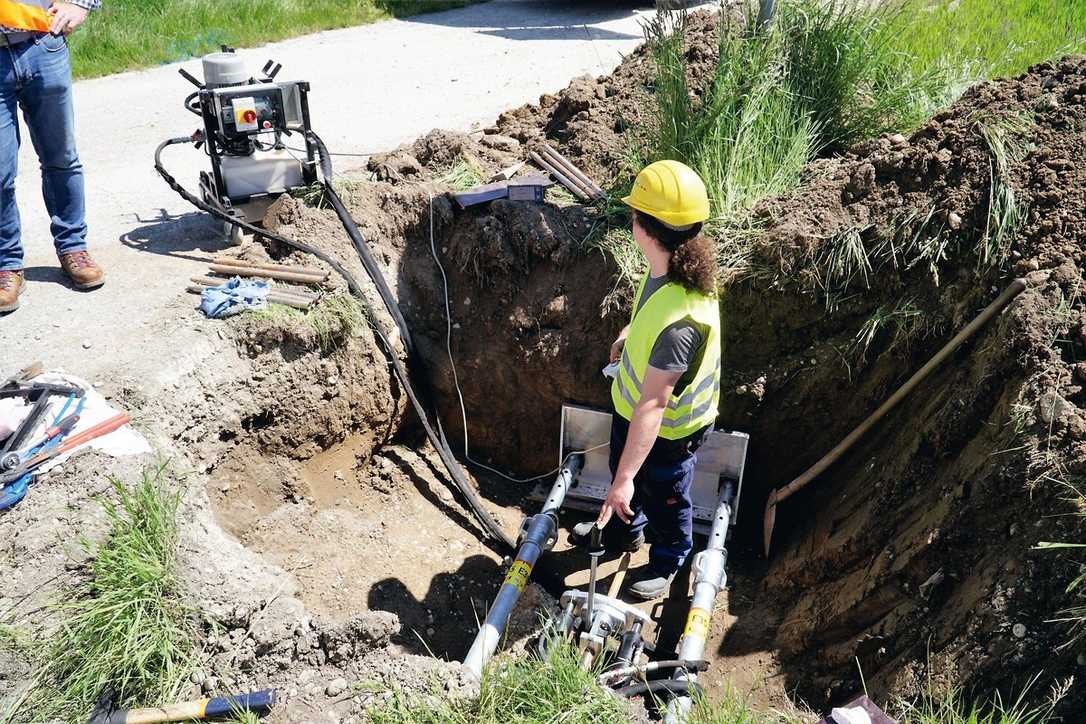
[665,482,734,724]
[464,455,583,678]
[539,145,605,200]
[529,151,590,201]
[762,277,1029,557]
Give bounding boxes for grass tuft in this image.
[439,155,486,192]
[5,466,197,724]
[245,293,370,352]
[367,641,630,723]
[852,299,925,361]
[972,112,1032,271]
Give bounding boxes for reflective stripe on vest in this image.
[0,0,51,32]
[610,274,722,440]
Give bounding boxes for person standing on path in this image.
[570,160,722,600]
[0,0,103,315]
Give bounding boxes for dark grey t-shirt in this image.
[635,274,706,395]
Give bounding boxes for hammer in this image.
[87,688,277,724]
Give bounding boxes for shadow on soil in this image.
[119,209,229,263]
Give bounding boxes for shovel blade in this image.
[763,490,778,558]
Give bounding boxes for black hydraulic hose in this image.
[307,131,415,359]
[154,137,515,550]
[614,678,704,701]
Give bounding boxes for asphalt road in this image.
[1,1,663,381]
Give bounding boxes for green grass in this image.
[367,641,631,723]
[439,155,486,192]
[3,466,197,724]
[631,0,1084,290]
[894,0,1086,84]
[895,682,1067,724]
[245,292,370,352]
[852,299,925,361]
[67,0,474,79]
[1035,474,1086,650]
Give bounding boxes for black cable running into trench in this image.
[155,136,515,550]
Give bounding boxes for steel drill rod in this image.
[666,482,734,724]
[539,145,604,200]
[464,455,583,678]
[529,151,590,201]
[208,263,328,284]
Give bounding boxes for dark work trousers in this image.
[601,415,709,576]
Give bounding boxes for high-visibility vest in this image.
[0,0,51,32]
[611,274,721,440]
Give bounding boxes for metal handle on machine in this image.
[585,525,603,627]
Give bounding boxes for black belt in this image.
[0,32,41,48]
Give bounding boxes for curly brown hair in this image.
[634,211,718,296]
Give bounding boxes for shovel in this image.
[763,278,1029,557]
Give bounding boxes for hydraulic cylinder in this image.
[665,481,734,723]
[463,455,583,678]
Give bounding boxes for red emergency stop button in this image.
[243,109,258,124]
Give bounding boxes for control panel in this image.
[215,86,288,139]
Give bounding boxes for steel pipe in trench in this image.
[463,455,584,678]
[665,481,735,724]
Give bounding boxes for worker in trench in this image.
[571,160,721,601]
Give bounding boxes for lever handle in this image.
[588,524,605,556]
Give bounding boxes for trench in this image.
[195,49,1086,717]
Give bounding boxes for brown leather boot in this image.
[0,270,25,313]
[59,250,105,290]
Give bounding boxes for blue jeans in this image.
[602,416,709,576]
[0,33,87,271]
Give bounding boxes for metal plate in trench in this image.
[531,404,748,535]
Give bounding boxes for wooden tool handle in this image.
[208,264,327,285]
[776,278,1029,504]
[213,256,327,277]
[607,552,632,599]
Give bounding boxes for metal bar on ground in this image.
[528,151,590,201]
[537,146,597,200]
[207,263,328,284]
[463,455,584,678]
[213,256,328,278]
[665,481,735,724]
[540,145,605,200]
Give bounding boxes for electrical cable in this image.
[154,135,514,551]
[425,190,609,483]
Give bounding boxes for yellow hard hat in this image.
[622,160,710,228]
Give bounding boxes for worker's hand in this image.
[49,2,89,36]
[609,333,627,363]
[597,476,635,528]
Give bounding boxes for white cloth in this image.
[3,371,150,471]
